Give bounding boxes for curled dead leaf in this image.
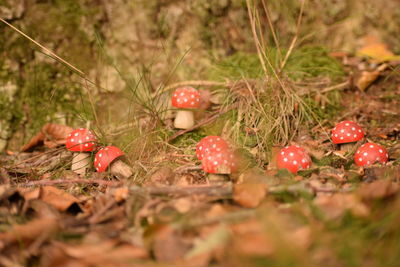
[356,70,380,91]
[39,186,81,212]
[21,123,74,151]
[233,183,267,208]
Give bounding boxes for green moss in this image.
[210,46,345,81]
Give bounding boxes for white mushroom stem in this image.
[340,143,355,152]
[174,110,195,129]
[110,160,133,179]
[71,152,91,176]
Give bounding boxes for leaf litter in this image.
[0,45,400,267]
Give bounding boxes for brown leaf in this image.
[356,70,380,91]
[145,166,175,186]
[113,187,129,202]
[40,186,80,212]
[314,193,370,220]
[230,219,275,256]
[173,197,192,213]
[0,217,59,250]
[233,183,267,208]
[358,179,399,200]
[21,123,73,151]
[152,225,189,262]
[43,240,148,267]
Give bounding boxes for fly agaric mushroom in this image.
[171,87,201,129]
[354,142,388,167]
[277,145,311,174]
[201,148,236,184]
[66,128,97,176]
[331,121,364,151]
[94,146,133,179]
[196,136,229,160]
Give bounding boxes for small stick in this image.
[16,178,122,187]
[129,184,233,198]
[129,183,352,198]
[0,168,11,184]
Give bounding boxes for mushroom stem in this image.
[339,143,354,152]
[174,110,195,129]
[208,174,230,185]
[110,160,133,179]
[71,152,91,176]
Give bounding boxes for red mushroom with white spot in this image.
[331,121,364,151]
[94,146,133,178]
[354,142,388,167]
[201,148,236,183]
[196,136,229,160]
[277,145,311,174]
[171,87,201,129]
[66,128,97,176]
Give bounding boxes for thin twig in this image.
[128,183,352,199]
[279,0,306,71]
[0,18,103,91]
[174,165,203,174]
[129,184,233,198]
[16,179,122,187]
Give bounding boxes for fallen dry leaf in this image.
[42,240,148,267]
[0,217,59,250]
[21,123,74,151]
[358,179,399,200]
[40,186,80,212]
[233,183,267,208]
[173,197,192,213]
[145,166,175,186]
[152,225,189,262]
[357,35,400,62]
[230,219,275,256]
[113,187,129,202]
[356,70,380,91]
[314,193,370,220]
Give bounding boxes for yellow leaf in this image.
[357,36,400,62]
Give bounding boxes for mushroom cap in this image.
[66,128,97,152]
[331,121,364,144]
[171,87,201,109]
[277,145,311,174]
[354,142,388,167]
[201,149,236,174]
[94,146,124,172]
[196,136,229,160]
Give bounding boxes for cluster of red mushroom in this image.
[169,88,390,175]
[65,128,132,178]
[273,120,389,174]
[330,121,388,167]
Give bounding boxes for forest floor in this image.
[1,39,400,267]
